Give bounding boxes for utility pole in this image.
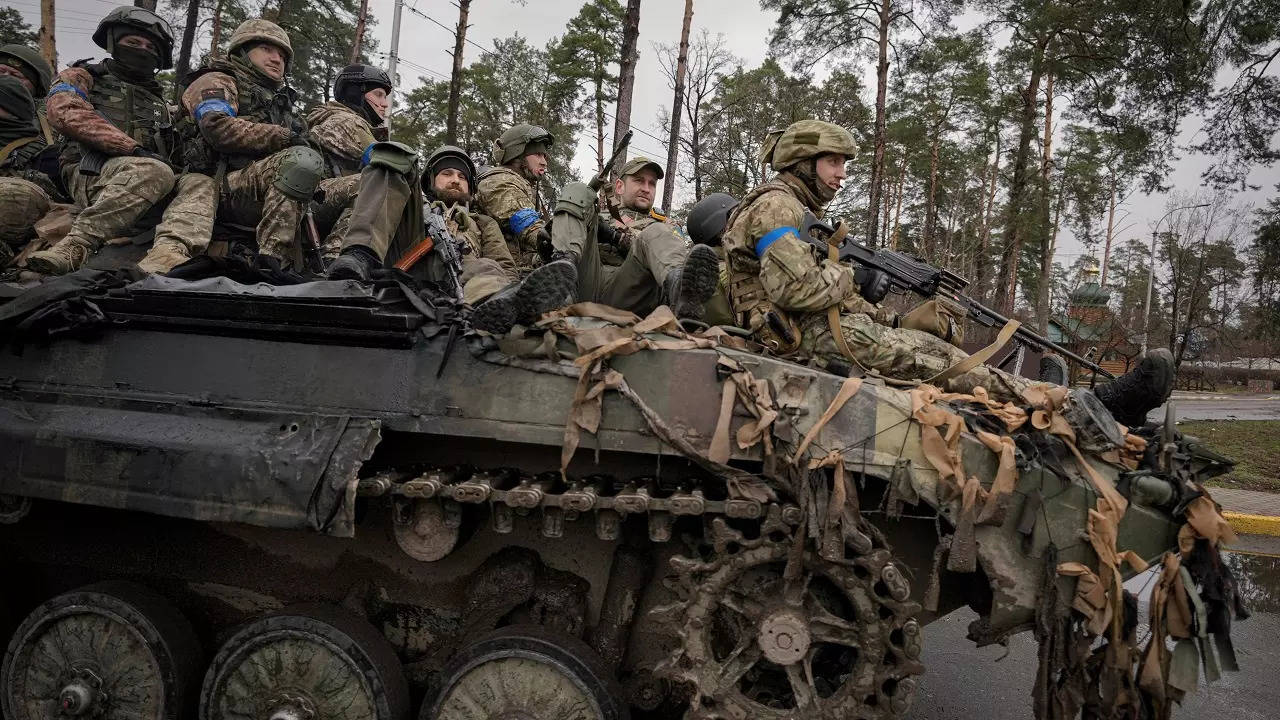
[612,0,641,176]
[662,0,693,211]
[38,0,55,71]
[445,0,472,145]
[1140,202,1210,356]
[350,0,370,63]
[387,0,404,122]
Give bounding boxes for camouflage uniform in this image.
[474,124,554,270]
[338,146,516,304]
[306,100,381,256]
[0,73,58,261]
[723,120,1034,403]
[141,20,318,273]
[27,61,175,274]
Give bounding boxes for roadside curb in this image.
[1224,511,1280,537]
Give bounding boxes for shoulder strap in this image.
[37,112,53,144]
[0,136,39,167]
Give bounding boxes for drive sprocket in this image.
[660,518,924,720]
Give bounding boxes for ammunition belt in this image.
[356,468,802,542]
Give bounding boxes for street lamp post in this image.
[1139,203,1211,356]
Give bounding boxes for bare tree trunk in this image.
[612,0,642,175]
[444,0,472,145]
[977,130,1000,302]
[995,36,1048,315]
[923,129,940,257]
[174,0,200,99]
[1100,177,1117,285]
[350,0,371,63]
[38,0,55,71]
[880,152,894,245]
[210,0,225,55]
[1034,71,1055,333]
[691,123,702,200]
[663,0,694,210]
[595,79,606,174]
[865,0,891,246]
[890,153,906,250]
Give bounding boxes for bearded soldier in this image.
[328,142,576,331]
[475,123,553,269]
[549,155,719,319]
[0,71,60,264]
[26,6,177,275]
[722,119,1174,424]
[305,63,391,257]
[137,18,322,274]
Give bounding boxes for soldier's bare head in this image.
[432,167,471,204]
[519,147,548,178]
[814,153,849,192]
[0,64,32,93]
[246,42,287,81]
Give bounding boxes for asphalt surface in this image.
[1147,395,1280,421]
[909,536,1280,720]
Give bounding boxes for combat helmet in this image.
[228,19,293,69]
[92,5,175,69]
[686,192,739,246]
[492,124,554,165]
[424,145,476,191]
[763,120,856,171]
[0,44,53,96]
[334,64,392,124]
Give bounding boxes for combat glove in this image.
[854,266,891,304]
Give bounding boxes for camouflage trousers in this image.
[799,311,1037,404]
[552,210,687,316]
[153,171,217,253]
[314,174,360,260]
[0,177,52,261]
[63,156,175,251]
[343,165,510,305]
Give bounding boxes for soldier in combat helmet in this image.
[722,119,1174,424]
[137,18,323,274]
[474,123,554,270]
[546,155,719,320]
[328,141,577,331]
[0,45,59,264]
[26,5,177,275]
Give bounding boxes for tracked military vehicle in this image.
[0,272,1242,720]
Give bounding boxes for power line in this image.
[399,4,673,161]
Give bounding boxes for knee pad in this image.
[363,141,417,176]
[554,182,597,220]
[272,146,326,201]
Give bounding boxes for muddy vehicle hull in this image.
[0,277,1222,719]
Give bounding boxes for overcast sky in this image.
[17,0,1280,265]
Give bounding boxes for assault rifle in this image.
[800,212,1115,379]
[394,207,466,303]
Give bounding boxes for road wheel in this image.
[426,624,629,720]
[199,604,410,720]
[1,580,203,720]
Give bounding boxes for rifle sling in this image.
[0,136,38,167]
[824,222,863,364]
[929,319,1021,386]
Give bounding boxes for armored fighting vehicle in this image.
[0,273,1241,720]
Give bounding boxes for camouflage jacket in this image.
[47,61,171,167]
[306,102,382,178]
[435,199,517,280]
[722,172,892,334]
[475,165,542,266]
[178,57,297,171]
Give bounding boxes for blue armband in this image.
[755,226,798,258]
[193,98,236,122]
[47,82,87,101]
[509,208,540,235]
[360,142,376,168]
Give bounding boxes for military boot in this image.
[663,244,720,320]
[26,236,94,276]
[472,258,578,334]
[137,239,191,275]
[1093,348,1175,427]
[327,245,380,282]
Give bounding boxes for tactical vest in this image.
[0,135,47,172]
[58,61,171,169]
[722,178,803,336]
[178,57,298,172]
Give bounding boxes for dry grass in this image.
[1178,420,1280,492]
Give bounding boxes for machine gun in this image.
[800,212,1116,379]
[394,207,466,303]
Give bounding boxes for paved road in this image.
[1147,395,1280,421]
[909,537,1280,719]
